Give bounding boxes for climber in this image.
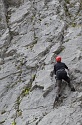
[54,56,75,102]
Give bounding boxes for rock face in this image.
[0,0,82,125]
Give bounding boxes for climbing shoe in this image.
[71,87,75,92]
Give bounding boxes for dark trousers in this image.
[56,70,74,97]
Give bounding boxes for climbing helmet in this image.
[56,56,61,62]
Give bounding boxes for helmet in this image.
[56,56,61,62]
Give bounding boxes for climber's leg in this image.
[55,80,62,101]
[66,77,75,92]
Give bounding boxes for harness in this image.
[56,69,65,73]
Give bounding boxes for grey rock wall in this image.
[0,0,82,125]
[0,0,7,36]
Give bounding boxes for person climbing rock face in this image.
[54,56,75,102]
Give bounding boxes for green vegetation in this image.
[54,46,65,55]
[71,23,76,27]
[14,74,36,119]
[21,87,31,97]
[16,96,21,106]
[65,0,70,4]
[15,96,22,118]
[17,110,22,117]
[12,121,16,125]
[21,75,36,97]
[14,74,36,121]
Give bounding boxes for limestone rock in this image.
[0,0,82,125]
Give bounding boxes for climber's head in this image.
[56,56,61,62]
